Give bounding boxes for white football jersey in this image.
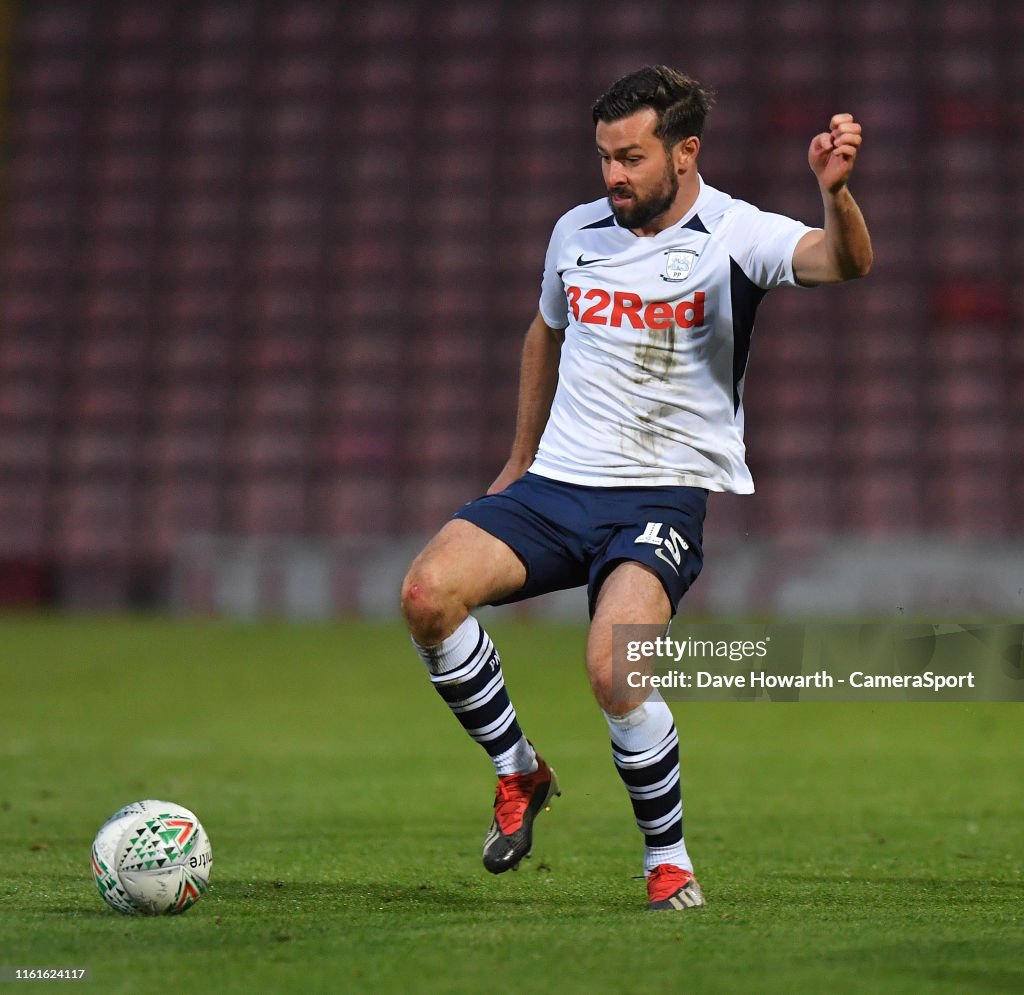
[533,176,815,493]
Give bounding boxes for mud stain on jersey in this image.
[621,402,676,463]
[623,324,680,462]
[631,324,677,384]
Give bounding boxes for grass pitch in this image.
[0,615,1021,994]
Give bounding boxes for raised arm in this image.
[487,312,565,494]
[792,113,873,286]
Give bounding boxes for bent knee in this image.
[588,668,646,716]
[400,567,459,644]
[399,568,440,625]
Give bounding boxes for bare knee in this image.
[594,685,618,715]
[589,672,643,716]
[400,565,465,646]
[587,656,649,716]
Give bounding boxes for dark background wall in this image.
[0,1,1021,607]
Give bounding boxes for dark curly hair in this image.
[592,66,715,150]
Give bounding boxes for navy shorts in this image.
[452,472,707,617]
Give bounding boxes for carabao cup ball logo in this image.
[91,800,213,915]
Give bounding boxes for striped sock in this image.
[604,692,693,875]
[414,616,536,776]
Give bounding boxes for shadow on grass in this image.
[760,878,1024,992]
[210,877,536,912]
[827,938,1024,993]
[20,881,496,919]
[24,866,607,919]
[767,872,1024,894]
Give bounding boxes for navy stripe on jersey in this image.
[429,629,524,759]
[729,257,767,414]
[611,726,684,848]
[682,214,709,234]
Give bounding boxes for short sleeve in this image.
[729,208,816,291]
[538,220,569,328]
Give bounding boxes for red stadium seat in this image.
[310,476,399,536]
[70,383,146,425]
[192,5,256,45]
[151,382,230,426]
[841,473,922,535]
[229,479,309,537]
[61,429,139,477]
[268,4,337,42]
[400,476,482,534]
[226,428,308,475]
[0,334,63,376]
[76,333,147,374]
[0,378,57,424]
[144,430,226,476]
[314,424,400,473]
[51,481,135,557]
[138,478,223,557]
[0,482,48,555]
[158,332,233,374]
[0,429,51,475]
[111,4,171,44]
[237,380,315,423]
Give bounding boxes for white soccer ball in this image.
[91,799,213,915]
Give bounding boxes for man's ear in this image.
[674,136,700,172]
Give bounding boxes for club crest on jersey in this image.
[663,249,698,282]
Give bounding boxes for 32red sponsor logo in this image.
[566,286,706,330]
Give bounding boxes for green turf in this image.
[0,616,1021,994]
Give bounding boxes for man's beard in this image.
[608,165,679,230]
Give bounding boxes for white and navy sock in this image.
[414,616,536,777]
[604,692,693,875]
